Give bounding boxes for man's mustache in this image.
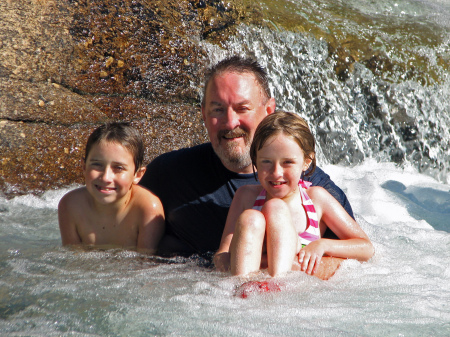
[218,128,248,139]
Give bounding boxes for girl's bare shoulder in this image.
[305,185,330,200]
[236,184,263,198]
[232,184,264,210]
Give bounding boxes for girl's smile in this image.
[256,133,311,201]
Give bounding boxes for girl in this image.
[214,111,374,277]
[58,122,164,253]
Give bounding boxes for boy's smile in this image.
[83,140,137,206]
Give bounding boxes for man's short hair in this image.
[202,55,271,106]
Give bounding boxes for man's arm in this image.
[303,166,354,219]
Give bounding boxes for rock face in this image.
[3,1,446,197]
[1,0,257,197]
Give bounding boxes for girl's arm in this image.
[136,187,165,254]
[213,185,259,272]
[298,186,374,274]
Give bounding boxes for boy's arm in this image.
[136,189,165,254]
[58,193,82,245]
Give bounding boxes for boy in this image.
[58,122,164,253]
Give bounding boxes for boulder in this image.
[1,0,254,197]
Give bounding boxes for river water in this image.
[1,0,449,336]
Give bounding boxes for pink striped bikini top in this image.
[252,180,320,247]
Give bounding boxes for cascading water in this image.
[204,0,450,183]
[1,0,449,336]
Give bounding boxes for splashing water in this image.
[1,162,449,336]
[203,0,450,183]
[2,0,450,335]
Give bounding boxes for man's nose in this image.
[223,107,240,130]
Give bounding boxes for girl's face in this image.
[83,141,143,206]
[256,133,311,201]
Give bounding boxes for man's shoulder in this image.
[141,143,216,190]
[149,143,213,167]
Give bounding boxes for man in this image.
[140,56,351,277]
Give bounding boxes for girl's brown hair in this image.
[250,111,316,176]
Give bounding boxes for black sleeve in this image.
[303,166,355,240]
[139,156,162,194]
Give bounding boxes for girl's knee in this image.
[261,198,290,220]
[236,209,266,232]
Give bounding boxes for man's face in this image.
[202,71,275,174]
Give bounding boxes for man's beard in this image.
[214,129,252,172]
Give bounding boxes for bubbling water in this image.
[1,162,449,336]
[2,0,450,335]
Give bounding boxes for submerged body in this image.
[58,184,164,252]
[58,123,165,253]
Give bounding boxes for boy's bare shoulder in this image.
[59,187,89,210]
[131,185,163,208]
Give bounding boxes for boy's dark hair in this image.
[84,122,144,173]
[202,55,272,106]
[250,111,316,176]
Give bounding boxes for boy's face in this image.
[256,133,311,201]
[83,141,143,205]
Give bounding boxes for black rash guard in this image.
[140,143,353,254]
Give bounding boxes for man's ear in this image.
[266,97,276,115]
[133,167,146,185]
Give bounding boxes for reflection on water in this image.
[382,180,450,232]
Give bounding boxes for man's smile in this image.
[219,129,247,141]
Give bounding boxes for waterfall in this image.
[202,0,450,183]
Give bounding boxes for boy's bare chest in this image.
[78,211,139,247]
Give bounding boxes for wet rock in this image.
[0,0,241,197]
[2,0,446,197]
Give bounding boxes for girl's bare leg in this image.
[230,209,266,276]
[262,199,298,277]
